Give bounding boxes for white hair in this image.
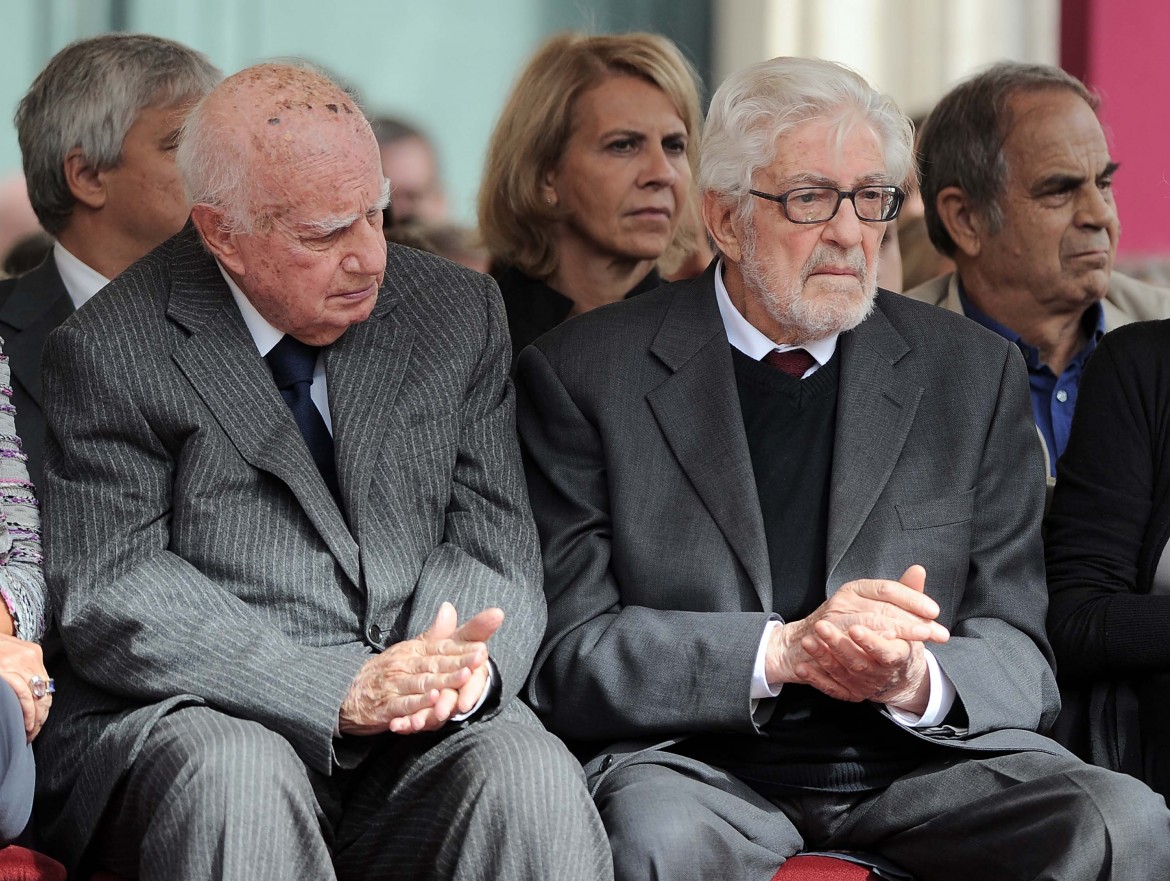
[699,56,913,223]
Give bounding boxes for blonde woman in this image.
[479,32,703,365]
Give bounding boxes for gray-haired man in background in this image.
[0,33,220,489]
[905,61,1170,479]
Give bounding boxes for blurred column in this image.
[712,0,1056,118]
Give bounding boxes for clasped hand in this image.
[339,602,502,736]
[765,565,948,714]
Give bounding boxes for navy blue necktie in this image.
[266,335,342,506]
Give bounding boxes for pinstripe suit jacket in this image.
[516,267,1072,779]
[34,224,543,867]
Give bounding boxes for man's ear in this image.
[702,190,744,264]
[63,147,107,210]
[190,204,244,275]
[934,186,984,259]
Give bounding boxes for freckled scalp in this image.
[210,63,371,149]
[180,61,378,233]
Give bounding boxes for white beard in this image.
[739,221,877,345]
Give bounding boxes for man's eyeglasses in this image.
[748,185,906,224]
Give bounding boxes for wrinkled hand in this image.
[0,634,51,742]
[339,602,502,736]
[765,565,945,712]
[424,602,496,721]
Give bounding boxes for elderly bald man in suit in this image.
[34,62,611,881]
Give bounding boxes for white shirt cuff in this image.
[885,649,955,728]
[750,621,783,699]
[450,659,496,722]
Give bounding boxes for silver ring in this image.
[28,676,54,700]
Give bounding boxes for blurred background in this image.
[1,0,1167,259]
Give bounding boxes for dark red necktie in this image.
[763,348,816,378]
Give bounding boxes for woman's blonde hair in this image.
[478,32,703,280]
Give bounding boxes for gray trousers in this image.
[95,701,613,881]
[594,748,1170,881]
[0,684,34,843]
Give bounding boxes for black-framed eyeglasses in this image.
[748,185,906,224]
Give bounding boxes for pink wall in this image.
[1064,0,1170,256]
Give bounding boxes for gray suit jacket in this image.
[35,225,543,867]
[516,266,1067,781]
[0,252,75,491]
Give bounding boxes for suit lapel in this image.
[646,271,772,610]
[827,298,922,580]
[165,229,360,585]
[0,254,74,409]
[327,287,413,543]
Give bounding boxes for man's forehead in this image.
[1003,90,1108,151]
[252,160,385,225]
[761,119,888,185]
[1002,90,1112,180]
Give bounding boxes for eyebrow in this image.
[775,172,891,190]
[600,127,688,142]
[602,129,646,141]
[1033,161,1120,194]
[297,177,391,236]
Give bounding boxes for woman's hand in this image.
[0,635,51,741]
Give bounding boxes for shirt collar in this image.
[956,277,1106,371]
[53,241,110,311]
[216,261,285,356]
[713,258,839,365]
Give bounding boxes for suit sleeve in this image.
[0,342,46,642]
[1046,330,1170,676]
[42,323,366,774]
[928,342,1062,736]
[400,276,545,710]
[516,342,773,742]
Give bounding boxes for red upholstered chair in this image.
[772,852,910,880]
[75,853,896,880]
[0,846,66,881]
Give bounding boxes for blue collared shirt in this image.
[957,284,1105,476]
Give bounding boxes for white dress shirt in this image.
[53,241,110,311]
[714,261,954,728]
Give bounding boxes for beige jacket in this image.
[903,270,1170,481]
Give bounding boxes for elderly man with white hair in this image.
[515,55,1170,880]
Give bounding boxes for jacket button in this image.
[600,755,614,771]
[366,624,383,645]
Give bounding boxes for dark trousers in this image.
[595,746,1170,881]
